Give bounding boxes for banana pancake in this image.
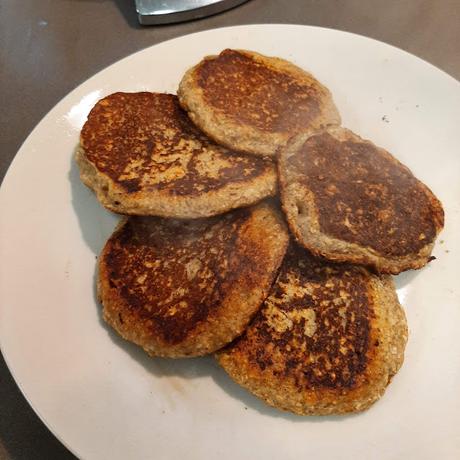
[98,201,289,358]
[278,126,444,274]
[178,49,341,157]
[217,243,408,415]
[77,92,276,218]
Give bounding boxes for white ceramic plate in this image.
[1,25,459,460]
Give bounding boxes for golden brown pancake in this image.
[77,92,276,218]
[278,126,444,274]
[178,49,341,157]
[98,201,289,358]
[217,243,408,415]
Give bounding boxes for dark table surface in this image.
[1,1,459,458]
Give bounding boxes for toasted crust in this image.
[78,92,277,218]
[178,49,341,157]
[216,244,408,415]
[98,201,289,358]
[278,126,444,274]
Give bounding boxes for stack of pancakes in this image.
[77,49,444,415]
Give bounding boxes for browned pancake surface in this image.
[178,49,341,157]
[234,247,373,388]
[289,132,440,256]
[279,127,444,273]
[78,92,276,217]
[217,244,408,415]
[99,201,289,357]
[196,49,321,133]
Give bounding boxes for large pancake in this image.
[178,49,341,157]
[278,126,444,274]
[98,201,289,358]
[77,92,276,218]
[216,243,408,415]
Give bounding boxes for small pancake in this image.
[98,201,289,358]
[77,92,276,218]
[278,126,444,274]
[178,49,341,157]
[216,244,408,415]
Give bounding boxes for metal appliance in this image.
[135,0,250,25]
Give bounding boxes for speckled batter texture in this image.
[77,92,276,218]
[278,126,444,273]
[98,201,289,358]
[178,49,341,157]
[217,244,408,415]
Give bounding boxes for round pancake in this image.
[278,126,444,274]
[98,201,289,358]
[77,92,276,218]
[178,49,341,157]
[216,244,408,415]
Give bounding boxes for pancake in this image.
[216,243,408,415]
[98,201,289,358]
[77,92,276,218]
[178,49,341,157]
[278,126,444,274]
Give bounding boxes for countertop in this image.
[1,1,459,458]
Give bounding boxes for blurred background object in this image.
[136,0,250,24]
